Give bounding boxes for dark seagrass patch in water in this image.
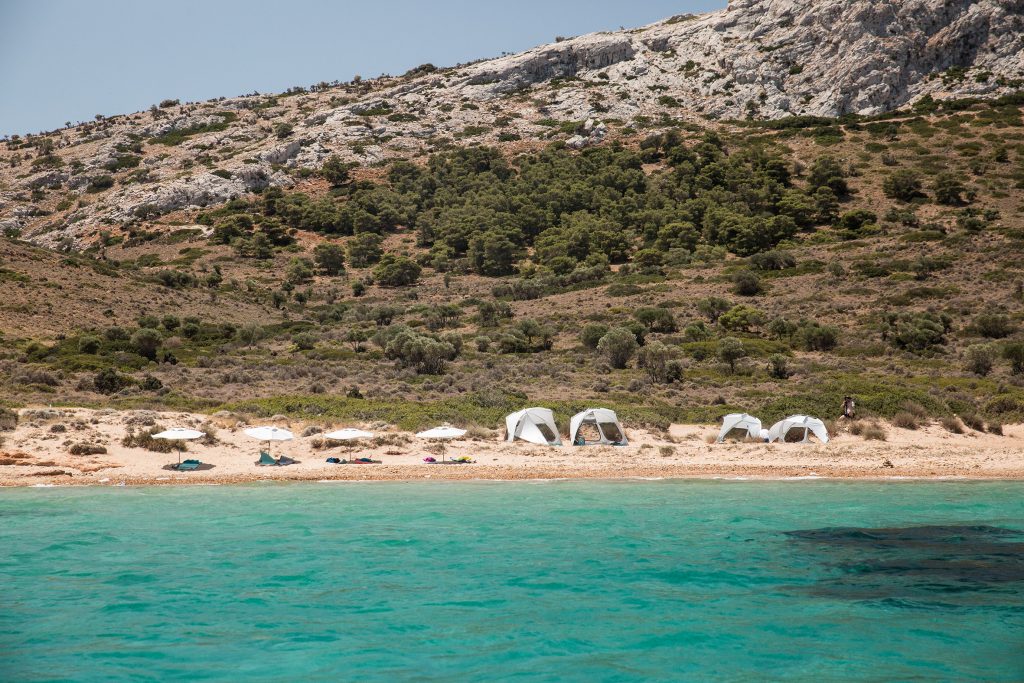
[784,525,1024,605]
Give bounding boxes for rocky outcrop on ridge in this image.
[2,0,1021,247]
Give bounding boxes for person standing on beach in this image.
[842,396,856,420]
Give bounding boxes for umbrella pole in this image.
[178,446,181,465]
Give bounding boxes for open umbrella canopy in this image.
[244,426,294,442]
[152,428,205,441]
[323,428,374,441]
[416,426,467,440]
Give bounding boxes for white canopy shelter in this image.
[716,414,763,443]
[569,408,627,446]
[505,408,561,446]
[767,415,830,444]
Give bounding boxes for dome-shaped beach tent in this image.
[505,408,561,446]
[767,415,830,444]
[569,408,627,446]
[716,414,763,443]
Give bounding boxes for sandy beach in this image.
[1,406,1022,486]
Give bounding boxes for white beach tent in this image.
[569,408,627,446]
[716,414,763,443]
[767,415,830,444]
[505,408,561,446]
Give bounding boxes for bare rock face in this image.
[465,33,637,93]
[3,0,1022,247]
[450,0,1023,120]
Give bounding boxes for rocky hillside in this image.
[1,0,1022,247]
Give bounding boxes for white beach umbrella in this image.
[152,427,204,465]
[416,426,467,462]
[323,428,375,441]
[416,426,467,440]
[244,426,294,441]
[244,426,294,457]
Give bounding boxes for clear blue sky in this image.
[0,0,724,137]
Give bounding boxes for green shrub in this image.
[382,327,458,374]
[69,443,107,455]
[374,254,421,287]
[292,332,317,350]
[78,335,102,354]
[859,422,888,441]
[882,170,924,201]
[478,300,513,328]
[286,257,314,285]
[149,113,238,145]
[94,368,129,394]
[964,344,997,376]
[313,243,346,276]
[321,155,352,186]
[597,327,638,369]
[0,408,18,431]
[718,337,747,373]
[581,323,609,349]
[732,270,762,296]
[972,312,1013,339]
[808,156,848,195]
[794,321,839,351]
[892,411,920,429]
[122,426,181,453]
[933,172,967,205]
[961,412,985,432]
[940,415,964,434]
[1004,342,1024,374]
[882,311,952,353]
[767,353,790,379]
[719,304,766,333]
[347,233,384,267]
[634,307,677,333]
[103,155,141,172]
[750,250,796,271]
[86,175,115,193]
[697,297,732,323]
[638,341,682,384]
[130,328,163,361]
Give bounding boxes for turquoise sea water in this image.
[2,480,1023,681]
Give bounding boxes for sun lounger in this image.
[255,451,278,466]
[174,459,201,471]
